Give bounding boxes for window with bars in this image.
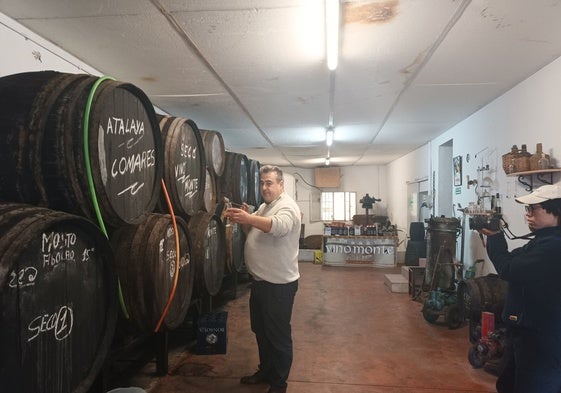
[320,192,356,221]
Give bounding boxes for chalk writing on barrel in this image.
[42,232,76,253]
[82,247,95,262]
[117,181,145,196]
[41,232,77,267]
[167,247,177,278]
[27,305,74,342]
[180,254,190,269]
[105,116,145,139]
[43,250,76,267]
[118,135,145,150]
[97,115,155,198]
[8,266,38,289]
[111,149,156,177]
[180,142,197,159]
[175,161,199,199]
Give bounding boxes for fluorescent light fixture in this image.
[325,157,330,166]
[326,127,334,146]
[326,0,340,70]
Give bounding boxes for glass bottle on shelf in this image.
[504,145,518,174]
[531,143,550,170]
[518,144,531,171]
[508,157,516,174]
[538,152,550,169]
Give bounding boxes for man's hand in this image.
[225,207,250,224]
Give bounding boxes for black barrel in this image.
[187,212,226,297]
[199,129,226,178]
[0,71,163,228]
[218,152,249,205]
[404,240,426,266]
[425,217,461,290]
[157,116,206,216]
[247,159,262,207]
[409,222,425,241]
[458,274,508,320]
[0,203,117,393]
[110,213,194,332]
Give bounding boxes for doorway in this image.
[438,140,454,217]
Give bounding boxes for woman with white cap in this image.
[480,184,561,393]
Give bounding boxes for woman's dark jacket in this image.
[486,226,561,333]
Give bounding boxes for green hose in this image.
[83,75,130,319]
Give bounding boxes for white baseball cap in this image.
[515,184,561,205]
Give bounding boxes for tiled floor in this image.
[127,263,496,393]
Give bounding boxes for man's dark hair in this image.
[260,165,283,182]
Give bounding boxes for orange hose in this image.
[154,179,181,333]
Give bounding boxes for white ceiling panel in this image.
[2,0,561,168]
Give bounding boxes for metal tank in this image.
[424,216,461,291]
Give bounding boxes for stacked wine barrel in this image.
[0,70,264,391]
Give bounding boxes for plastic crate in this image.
[197,311,228,355]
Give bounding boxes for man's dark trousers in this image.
[250,279,298,389]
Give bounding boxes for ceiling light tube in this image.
[326,0,339,71]
[326,128,334,147]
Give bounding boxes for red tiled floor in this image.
[133,263,496,393]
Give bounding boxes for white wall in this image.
[281,165,388,239]
[386,144,430,245]
[389,55,561,274]
[0,13,100,77]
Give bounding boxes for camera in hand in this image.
[469,213,502,231]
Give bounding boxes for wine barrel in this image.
[458,274,508,321]
[247,159,262,207]
[0,71,163,228]
[218,152,249,205]
[0,203,117,393]
[215,201,245,273]
[157,116,206,216]
[199,129,226,178]
[187,212,226,297]
[202,167,218,213]
[110,213,194,332]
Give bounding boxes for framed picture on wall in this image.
[453,155,462,186]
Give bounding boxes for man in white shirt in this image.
[226,165,301,393]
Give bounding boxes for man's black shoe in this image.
[267,387,287,393]
[240,370,268,385]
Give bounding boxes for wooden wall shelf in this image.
[507,168,561,191]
